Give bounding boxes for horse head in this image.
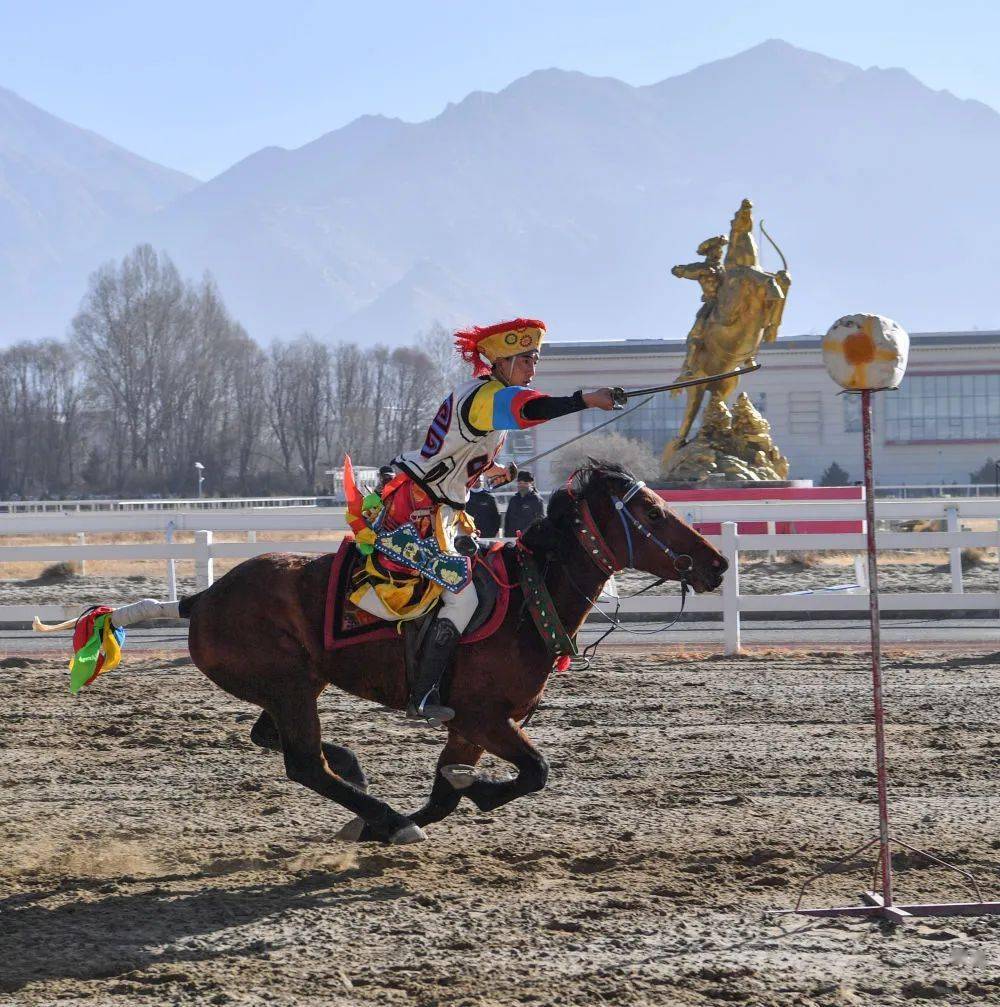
[523,461,727,594]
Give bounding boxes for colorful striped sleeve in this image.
[467,381,547,431]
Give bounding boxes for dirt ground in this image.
[3,643,1000,1006]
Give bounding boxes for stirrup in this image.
[407,688,455,725]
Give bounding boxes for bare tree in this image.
[72,245,190,491]
[0,341,83,498]
[288,336,331,491]
[550,431,661,484]
[228,331,267,493]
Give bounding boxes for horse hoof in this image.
[336,816,366,842]
[441,764,479,790]
[389,824,427,845]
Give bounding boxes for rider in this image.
[671,234,727,385]
[356,318,616,723]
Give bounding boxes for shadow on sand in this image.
[1,861,406,993]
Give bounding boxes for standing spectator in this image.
[377,465,396,493]
[465,479,501,537]
[503,470,545,537]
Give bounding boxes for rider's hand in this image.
[583,388,617,412]
[485,463,516,489]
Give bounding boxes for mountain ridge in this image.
[2,40,998,347]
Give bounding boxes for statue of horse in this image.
[40,462,726,845]
[664,200,790,465]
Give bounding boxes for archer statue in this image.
[663,198,790,470]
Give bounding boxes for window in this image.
[885,373,1000,443]
[580,393,687,450]
[500,429,535,462]
[843,394,862,432]
[788,390,822,436]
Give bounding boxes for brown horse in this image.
[168,462,726,844]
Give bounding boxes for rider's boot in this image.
[407,617,460,724]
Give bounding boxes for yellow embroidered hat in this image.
[454,318,546,377]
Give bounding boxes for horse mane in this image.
[519,459,636,559]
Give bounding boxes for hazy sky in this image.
[2,0,997,179]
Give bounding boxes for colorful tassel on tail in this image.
[69,607,126,694]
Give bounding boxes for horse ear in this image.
[545,488,576,528]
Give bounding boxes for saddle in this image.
[323,537,512,654]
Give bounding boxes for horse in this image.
[53,462,727,845]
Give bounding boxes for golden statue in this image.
[663,198,790,473]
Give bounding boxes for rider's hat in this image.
[454,318,546,377]
[697,235,727,256]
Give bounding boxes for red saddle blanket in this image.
[323,537,512,652]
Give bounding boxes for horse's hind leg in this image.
[457,718,549,814]
[250,710,368,792]
[268,692,421,844]
[408,731,484,829]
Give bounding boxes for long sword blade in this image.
[509,363,761,473]
[514,396,655,469]
[624,362,760,399]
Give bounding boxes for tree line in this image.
[0,245,462,499]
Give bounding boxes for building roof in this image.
[543,330,1000,357]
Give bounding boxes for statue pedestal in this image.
[652,484,864,535]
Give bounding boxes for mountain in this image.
[0,85,196,342]
[3,40,1000,347]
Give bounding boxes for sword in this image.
[609,363,761,407]
[509,395,656,471]
[505,362,762,475]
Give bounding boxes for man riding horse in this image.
[349,319,616,724]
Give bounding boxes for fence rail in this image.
[3,499,998,652]
[0,496,320,514]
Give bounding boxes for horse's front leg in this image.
[453,717,549,814]
[408,731,484,828]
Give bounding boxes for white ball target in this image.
[822,314,909,391]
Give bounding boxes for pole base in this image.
[767,891,1000,921]
[769,834,1000,923]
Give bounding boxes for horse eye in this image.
[646,507,662,522]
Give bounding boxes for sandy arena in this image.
[3,637,1000,1006]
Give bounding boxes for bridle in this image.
[572,477,694,582]
[561,474,697,661]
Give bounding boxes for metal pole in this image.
[165,521,177,602]
[721,521,741,655]
[861,388,893,909]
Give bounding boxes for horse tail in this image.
[32,615,79,633]
[177,591,205,619]
[33,596,197,634]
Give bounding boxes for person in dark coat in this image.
[503,470,545,537]
[377,465,396,493]
[465,479,501,537]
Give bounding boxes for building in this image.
[501,331,1000,489]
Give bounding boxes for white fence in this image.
[0,495,319,514]
[2,499,998,653]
